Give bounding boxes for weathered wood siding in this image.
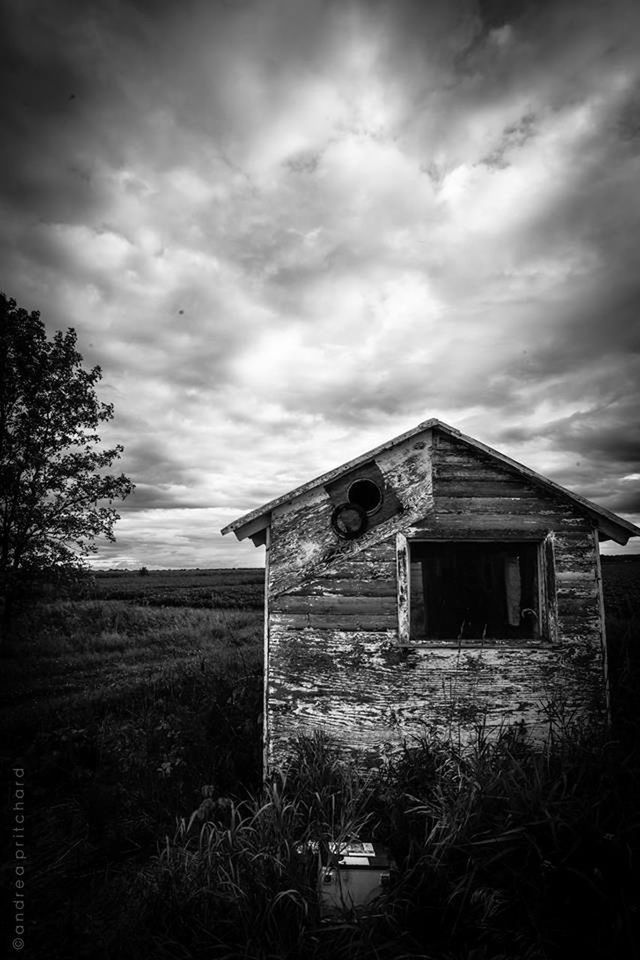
[265,428,607,771]
[267,432,434,597]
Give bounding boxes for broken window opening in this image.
[408,541,540,642]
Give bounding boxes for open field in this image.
[2,567,265,751]
[1,558,639,959]
[1,569,265,960]
[88,566,264,608]
[601,555,640,615]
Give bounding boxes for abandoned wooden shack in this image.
[221,418,640,771]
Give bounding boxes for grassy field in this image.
[1,569,265,960]
[88,567,264,609]
[1,559,639,959]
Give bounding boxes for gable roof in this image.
[221,418,640,546]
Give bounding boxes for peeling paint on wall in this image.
[264,427,608,771]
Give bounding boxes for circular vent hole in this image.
[348,478,382,514]
[331,503,367,539]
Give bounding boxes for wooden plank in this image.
[406,522,549,539]
[435,479,538,497]
[435,440,495,458]
[556,582,599,601]
[554,555,597,573]
[558,601,601,623]
[593,530,610,721]
[554,538,596,556]
[544,535,558,644]
[396,533,410,645]
[285,577,396,598]
[558,607,600,624]
[263,526,271,778]
[434,463,526,481]
[434,496,569,516]
[554,528,598,544]
[556,570,597,582]
[271,594,396,615]
[318,560,396,581]
[434,442,510,473]
[408,516,588,537]
[443,514,588,529]
[269,627,396,649]
[271,611,398,632]
[357,541,396,561]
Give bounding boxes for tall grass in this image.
[118,723,640,960]
[120,734,402,960]
[1,594,264,960]
[377,726,640,959]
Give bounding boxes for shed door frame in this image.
[397,532,557,646]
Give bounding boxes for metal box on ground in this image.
[318,840,394,917]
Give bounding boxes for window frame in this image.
[396,533,557,647]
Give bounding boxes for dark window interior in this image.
[348,477,382,514]
[410,541,540,641]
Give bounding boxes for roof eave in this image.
[224,512,272,544]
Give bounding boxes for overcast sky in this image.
[2,0,639,567]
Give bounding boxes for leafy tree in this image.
[0,292,134,629]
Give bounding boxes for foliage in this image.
[0,292,133,620]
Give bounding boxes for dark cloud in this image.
[122,485,212,512]
[284,150,322,175]
[116,436,195,485]
[614,490,640,513]
[617,83,640,142]
[118,479,194,514]
[498,403,640,508]
[480,112,537,169]
[477,0,526,30]
[559,421,640,467]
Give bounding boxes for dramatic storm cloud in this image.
[1,0,639,566]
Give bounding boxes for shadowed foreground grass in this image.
[1,590,264,960]
[119,725,640,960]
